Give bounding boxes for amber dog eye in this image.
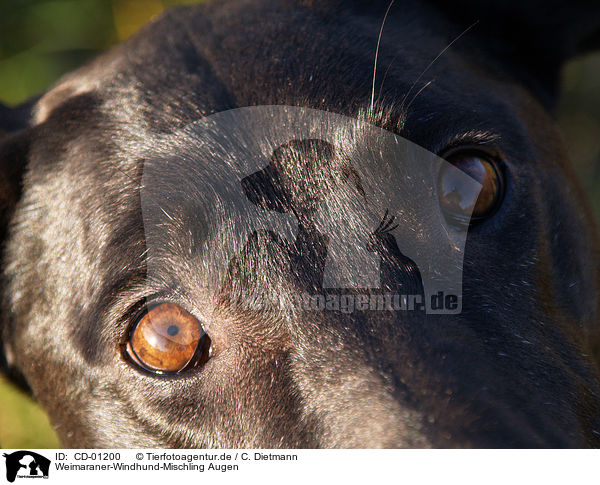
[438,150,504,226]
[125,302,211,374]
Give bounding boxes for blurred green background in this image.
[0,0,599,449]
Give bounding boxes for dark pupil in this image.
[167,325,179,336]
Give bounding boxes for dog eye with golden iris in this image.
[125,302,212,374]
[438,150,504,226]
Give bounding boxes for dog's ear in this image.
[430,1,600,107]
[0,99,36,391]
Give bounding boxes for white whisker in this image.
[399,20,479,114]
[405,79,434,112]
[370,0,396,113]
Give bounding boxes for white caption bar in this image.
[1,449,598,484]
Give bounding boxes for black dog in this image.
[1,0,600,448]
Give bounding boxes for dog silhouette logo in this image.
[241,138,424,297]
[241,139,365,290]
[3,451,50,482]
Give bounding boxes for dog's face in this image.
[1,0,600,448]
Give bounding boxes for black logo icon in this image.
[3,451,50,482]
